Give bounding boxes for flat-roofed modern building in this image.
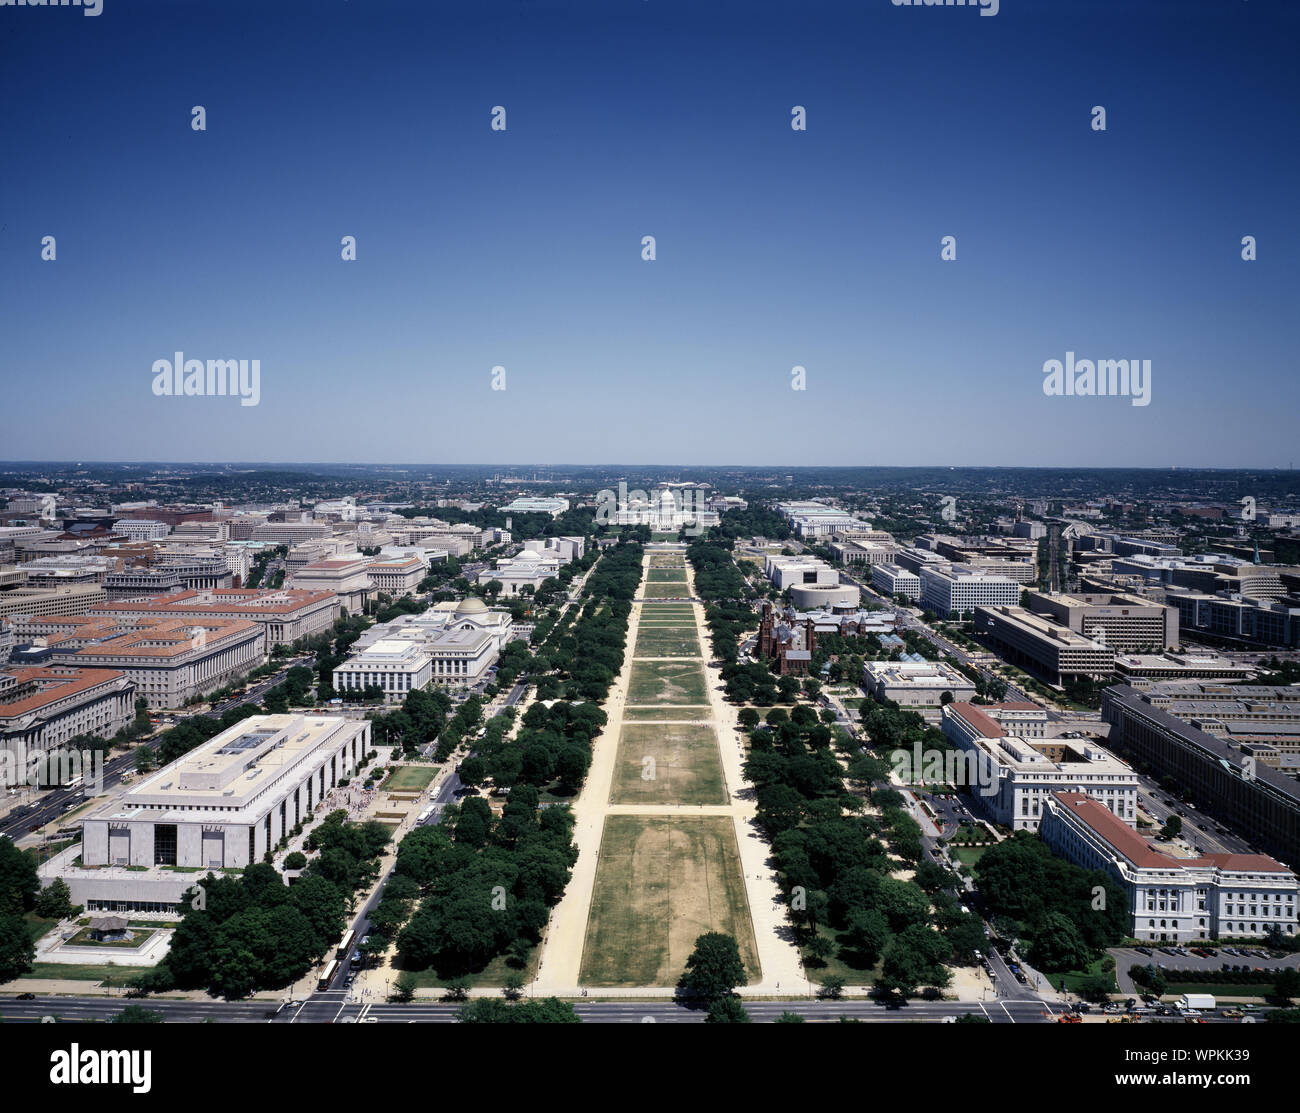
[93,588,338,649]
[976,604,1115,684]
[1026,590,1178,651]
[0,666,136,762]
[872,563,922,601]
[48,713,371,914]
[941,703,1139,831]
[1041,791,1298,943]
[0,583,107,619]
[920,566,1020,619]
[863,659,976,714]
[500,496,570,517]
[366,555,426,596]
[1102,684,1300,870]
[288,555,372,614]
[1113,651,1256,682]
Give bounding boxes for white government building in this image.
[1041,791,1298,944]
[941,701,1140,831]
[44,714,371,914]
[333,597,515,699]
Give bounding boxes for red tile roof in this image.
[947,702,1006,738]
[1051,792,1290,873]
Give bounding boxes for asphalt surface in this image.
[0,993,1064,1024]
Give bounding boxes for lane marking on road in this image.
[1000,1001,1016,1023]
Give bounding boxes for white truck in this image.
[1177,993,1216,1013]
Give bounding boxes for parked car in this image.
[1135,946,1153,956]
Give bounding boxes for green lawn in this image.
[25,913,61,944]
[25,963,160,983]
[611,723,727,806]
[627,659,710,705]
[800,922,882,986]
[579,815,759,987]
[951,845,988,867]
[646,569,689,582]
[395,944,541,990]
[641,582,693,598]
[385,765,439,792]
[633,626,702,658]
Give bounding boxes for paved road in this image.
[0,993,1063,1024]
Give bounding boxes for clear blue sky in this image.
[2,0,1297,467]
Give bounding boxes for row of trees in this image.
[686,538,759,664]
[749,699,986,998]
[133,810,391,998]
[386,543,640,979]
[973,834,1129,972]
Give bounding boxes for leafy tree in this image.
[817,975,846,1000]
[706,996,752,1023]
[1274,966,1300,1003]
[680,932,746,1002]
[456,997,580,1023]
[0,840,39,916]
[1029,912,1091,973]
[109,1005,164,1024]
[0,913,35,984]
[774,1010,806,1023]
[390,971,417,1002]
[283,851,308,871]
[34,878,77,920]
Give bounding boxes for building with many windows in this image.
[93,588,338,649]
[44,714,371,914]
[0,666,136,764]
[1026,590,1178,652]
[975,605,1115,684]
[1102,684,1300,870]
[941,703,1139,831]
[872,563,922,601]
[13,613,265,708]
[920,566,1021,619]
[1041,791,1298,943]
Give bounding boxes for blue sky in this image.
[1,0,1297,467]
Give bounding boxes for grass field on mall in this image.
[627,659,710,704]
[646,569,689,582]
[578,815,760,988]
[641,581,692,598]
[610,722,726,805]
[621,706,711,721]
[384,764,439,792]
[649,554,686,567]
[634,625,701,658]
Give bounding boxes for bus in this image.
[67,775,84,791]
[317,959,339,991]
[416,806,434,826]
[337,929,354,959]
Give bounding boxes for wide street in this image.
[0,992,1062,1024]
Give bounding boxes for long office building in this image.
[1102,684,1300,870]
[93,588,338,648]
[0,666,136,762]
[1026,590,1178,652]
[1041,791,1298,944]
[15,613,265,709]
[976,604,1115,684]
[941,703,1139,831]
[920,566,1020,619]
[872,562,922,601]
[45,714,371,914]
